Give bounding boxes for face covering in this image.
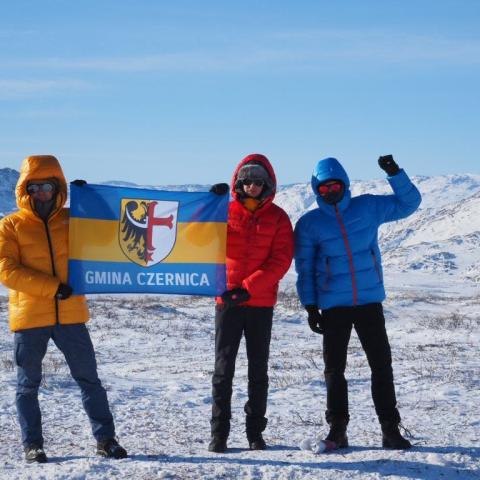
[318,181,345,205]
[322,190,344,205]
[34,198,56,220]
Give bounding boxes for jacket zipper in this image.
[43,219,59,324]
[235,211,257,304]
[244,213,256,284]
[334,205,358,305]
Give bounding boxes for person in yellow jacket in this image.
[0,155,127,463]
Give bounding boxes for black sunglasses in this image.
[27,183,55,194]
[243,179,264,187]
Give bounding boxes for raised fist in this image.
[378,155,400,176]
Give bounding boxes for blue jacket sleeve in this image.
[294,214,318,306]
[374,169,422,224]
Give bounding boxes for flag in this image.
[68,183,228,295]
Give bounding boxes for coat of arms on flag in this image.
[119,199,178,266]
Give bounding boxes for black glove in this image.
[209,183,229,195]
[71,179,87,187]
[221,288,251,306]
[305,305,324,334]
[55,283,73,300]
[378,155,400,176]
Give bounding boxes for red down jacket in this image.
[217,154,294,307]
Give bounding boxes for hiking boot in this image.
[381,421,412,449]
[208,436,227,453]
[24,444,48,464]
[96,438,128,459]
[248,434,267,450]
[325,418,349,448]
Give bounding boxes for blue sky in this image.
[1,0,479,185]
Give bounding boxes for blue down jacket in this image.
[294,157,421,310]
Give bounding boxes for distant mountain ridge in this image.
[1,168,479,285]
[0,168,19,216]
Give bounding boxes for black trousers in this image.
[322,303,401,425]
[211,305,273,439]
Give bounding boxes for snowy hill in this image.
[280,174,479,287]
[0,168,19,217]
[278,174,480,288]
[1,169,480,286]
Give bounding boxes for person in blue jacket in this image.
[294,155,421,450]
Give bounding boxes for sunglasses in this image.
[243,179,264,187]
[27,183,55,194]
[318,182,343,195]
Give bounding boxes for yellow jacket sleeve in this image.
[0,218,60,298]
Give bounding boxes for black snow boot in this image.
[96,438,128,459]
[381,421,412,449]
[24,444,48,464]
[248,433,267,450]
[208,436,227,453]
[325,418,349,448]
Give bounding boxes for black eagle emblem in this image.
[120,200,149,263]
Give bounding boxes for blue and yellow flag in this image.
[68,184,228,295]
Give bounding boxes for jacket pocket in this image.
[14,341,24,368]
[321,257,331,290]
[371,250,383,283]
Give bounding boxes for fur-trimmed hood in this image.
[231,153,276,205]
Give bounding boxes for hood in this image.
[16,155,68,217]
[231,153,277,204]
[311,157,351,212]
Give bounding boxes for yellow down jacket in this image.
[0,155,89,331]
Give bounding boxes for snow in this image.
[0,170,479,477]
[0,272,479,479]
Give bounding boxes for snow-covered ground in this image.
[0,273,478,479]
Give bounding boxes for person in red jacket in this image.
[208,154,294,453]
